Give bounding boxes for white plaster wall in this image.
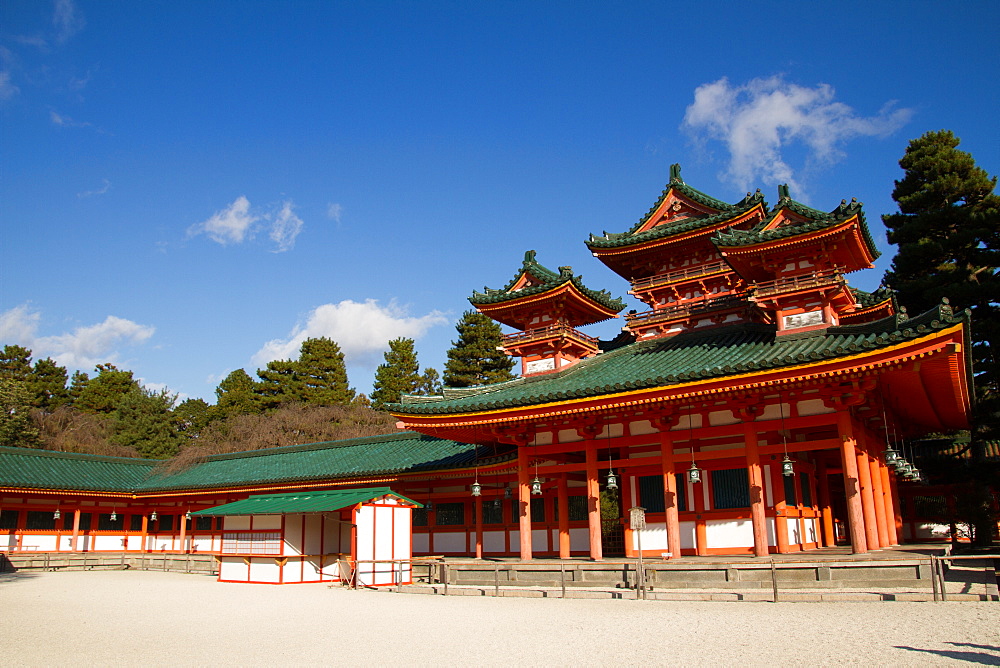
[126,535,143,551]
[374,506,394,561]
[531,528,547,551]
[284,561,303,583]
[766,517,776,547]
[797,399,832,416]
[431,531,466,553]
[191,536,213,553]
[283,515,303,555]
[355,506,374,561]
[483,530,505,553]
[786,517,801,545]
[304,514,323,555]
[569,527,589,551]
[93,535,125,551]
[680,522,696,550]
[250,558,280,583]
[412,532,429,554]
[706,519,754,549]
[219,557,247,582]
[19,535,56,551]
[804,518,818,544]
[223,516,251,530]
[393,508,411,560]
[631,523,668,551]
[252,515,281,530]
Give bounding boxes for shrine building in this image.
[0,165,974,573]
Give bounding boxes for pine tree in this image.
[256,359,302,408]
[415,367,442,396]
[371,338,421,409]
[68,370,90,404]
[296,337,355,405]
[0,344,32,380]
[883,129,1000,545]
[215,369,261,417]
[27,357,70,410]
[0,378,40,448]
[110,386,181,459]
[443,311,516,388]
[76,363,140,414]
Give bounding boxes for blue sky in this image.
[2,1,998,403]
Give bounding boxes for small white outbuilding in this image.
[192,486,421,586]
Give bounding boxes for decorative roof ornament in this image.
[777,183,791,202]
[669,163,683,184]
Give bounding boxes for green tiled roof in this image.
[0,432,493,494]
[0,447,156,492]
[712,195,881,261]
[470,250,626,313]
[192,487,421,516]
[394,303,966,415]
[851,286,895,309]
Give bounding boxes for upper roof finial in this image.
[778,184,791,201]
[523,250,537,264]
[669,163,682,183]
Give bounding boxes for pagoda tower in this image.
[470,250,625,376]
[586,164,768,339]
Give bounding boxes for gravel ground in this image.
[2,570,999,667]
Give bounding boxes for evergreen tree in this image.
[174,398,212,437]
[415,367,442,396]
[110,386,181,458]
[371,338,421,409]
[76,363,140,413]
[68,370,90,404]
[296,337,355,405]
[27,357,70,410]
[215,369,261,417]
[0,344,32,380]
[443,311,516,387]
[0,378,40,448]
[883,129,1000,544]
[256,359,302,408]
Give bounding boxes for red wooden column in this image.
[557,474,570,558]
[772,463,791,554]
[867,449,890,548]
[887,467,904,541]
[854,436,881,550]
[584,440,603,561]
[659,431,682,560]
[474,495,483,559]
[837,410,868,554]
[517,444,532,560]
[816,458,835,547]
[879,460,899,545]
[71,508,81,552]
[742,417,769,558]
[179,511,188,553]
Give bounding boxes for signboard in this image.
[525,358,556,374]
[782,310,823,330]
[629,506,646,531]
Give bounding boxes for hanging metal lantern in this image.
[883,446,900,466]
[53,509,61,520]
[687,463,702,484]
[530,476,543,495]
[894,459,911,476]
[781,455,795,477]
[185,510,192,520]
[471,480,482,497]
[504,487,512,499]
[150,510,158,521]
[110,510,117,522]
[606,469,618,491]
[425,501,434,512]
[909,468,923,483]
[493,498,501,509]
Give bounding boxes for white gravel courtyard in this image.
[2,570,999,666]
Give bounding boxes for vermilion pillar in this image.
[179,512,188,553]
[517,445,532,560]
[743,421,769,557]
[816,459,835,547]
[660,433,681,560]
[474,495,483,559]
[585,441,603,561]
[557,474,570,558]
[879,460,899,545]
[867,451,890,548]
[772,463,791,554]
[838,410,868,554]
[855,440,881,550]
[71,508,81,552]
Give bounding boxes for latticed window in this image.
[568,496,589,521]
[783,473,798,506]
[97,513,119,530]
[412,508,428,527]
[195,516,213,531]
[711,469,750,509]
[221,531,281,554]
[481,500,502,524]
[638,474,687,513]
[26,511,56,531]
[62,513,92,531]
[129,514,144,531]
[157,514,174,531]
[0,510,20,530]
[434,502,465,526]
[509,498,545,523]
[799,472,812,507]
[913,495,948,519]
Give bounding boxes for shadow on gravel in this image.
[895,644,1000,665]
[0,572,40,585]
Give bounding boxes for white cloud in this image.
[0,71,19,101]
[0,304,154,370]
[252,300,449,370]
[326,203,343,222]
[683,76,912,193]
[77,178,111,198]
[189,196,307,251]
[269,201,303,252]
[53,0,85,44]
[188,195,259,245]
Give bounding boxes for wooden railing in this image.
[625,294,750,327]
[752,268,847,299]
[630,260,732,293]
[502,323,598,347]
